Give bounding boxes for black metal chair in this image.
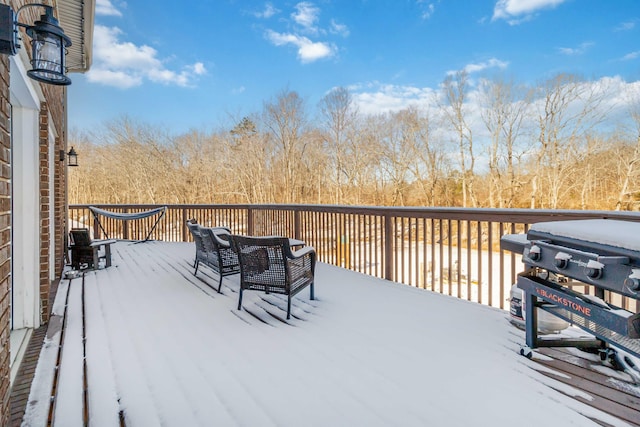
[186,220,207,269]
[196,226,240,292]
[231,235,316,320]
[69,228,115,270]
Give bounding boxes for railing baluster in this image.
[499,222,505,310]
[488,221,493,307]
[456,220,462,299]
[447,219,452,296]
[384,213,393,281]
[68,204,640,312]
[467,220,472,302]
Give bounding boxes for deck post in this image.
[384,214,393,281]
[294,209,301,240]
[181,208,188,242]
[247,207,254,235]
[123,208,129,240]
[93,214,100,239]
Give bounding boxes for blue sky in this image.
[68,0,640,134]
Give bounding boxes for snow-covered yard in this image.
[22,241,636,426]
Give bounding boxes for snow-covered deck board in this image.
[22,241,640,426]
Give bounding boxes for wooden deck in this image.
[13,241,640,426]
[505,326,640,427]
[532,346,640,426]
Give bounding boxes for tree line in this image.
[68,72,640,210]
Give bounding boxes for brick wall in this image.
[41,58,68,286]
[0,48,11,427]
[36,98,66,322]
[0,2,70,423]
[55,134,65,280]
[39,104,50,323]
[51,93,66,282]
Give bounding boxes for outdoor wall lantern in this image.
[60,146,78,166]
[0,3,72,85]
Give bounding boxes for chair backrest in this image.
[198,226,216,253]
[186,221,206,255]
[231,235,289,281]
[70,228,92,247]
[186,221,200,239]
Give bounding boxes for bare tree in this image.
[612,89,640,210]
[318,87,360,204]
[441,70,477,207]
[479,77,530,207]
[227,116,275,203]
[262,89,310,203]
[530,74,611,208]
[347,115,386,205]
[384,106,445,206]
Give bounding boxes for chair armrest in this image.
[288,245,315,260]
[212,226,231,233]
[90,239,117,247]
[211,230,232,248]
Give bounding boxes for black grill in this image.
[502,219,640,358]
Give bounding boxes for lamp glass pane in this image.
[32,33,63,73]
[28,30,70,85]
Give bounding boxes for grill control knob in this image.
[554,252,571,269]
[625,277,640,291]
[585,260,604,280]
[586,267,602,279]
[528,245,541,261]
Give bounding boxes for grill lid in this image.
[528,219,640,254]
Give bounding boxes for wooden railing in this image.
[69,204,640,312]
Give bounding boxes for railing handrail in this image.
[68,204,640,313]
[71,203,640,220]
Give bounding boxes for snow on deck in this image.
[23,241,635,426]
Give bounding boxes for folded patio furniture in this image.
[89,205,167,242]
[69,228,116,270]
[231,235,316,320]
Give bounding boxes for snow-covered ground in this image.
[22,241,636,426]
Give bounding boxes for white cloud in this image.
[232,86,246,95]
[86,25,207,89]
[263,2,345,64]
[446,58,509,76]
[417,1,437,20]
[85,69,141,89]
[95,0,122,17]
[615,20,636,31]
[292,2,320,33]
[350,83,436,115]
[330,20,350,37]
[192,63,206,75]
[492,0,567,24]
[253,3,279,19]
[622,51,640,61]
[557,42,594,56]
[265,30,335,63]
[351,76,640,148]
[466,58,509,73]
